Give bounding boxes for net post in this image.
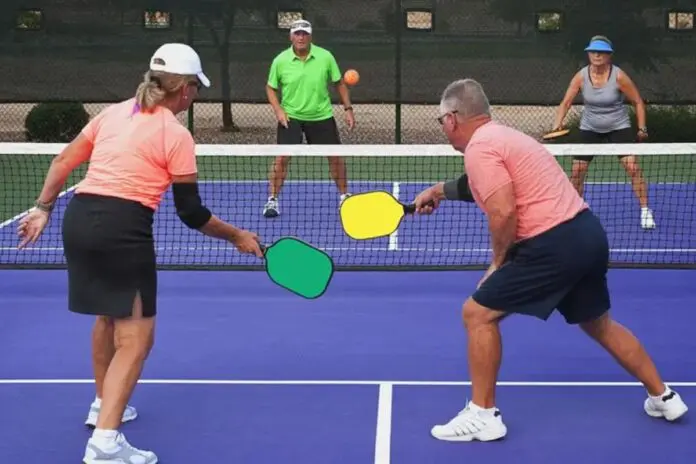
[393,0,402,144]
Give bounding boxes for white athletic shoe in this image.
[263,197,280,218]
[340,193,351,205]
[85,402,138,428]
[641,207,656,229]
[644,387,688,421]
[431,401,507,442]
[83,432,158,464]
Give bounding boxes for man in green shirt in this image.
[263,19,356,218]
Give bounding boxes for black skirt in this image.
[62,193,157,318]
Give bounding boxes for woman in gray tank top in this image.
[553,36,655,230]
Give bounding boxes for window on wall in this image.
[667,11,694,31]
[405,9,433,31]
[277,10,304,29]
[16,9,43,31]
[536,12,562,33]
[144,10,172,29]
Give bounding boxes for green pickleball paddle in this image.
[260,237,334,299]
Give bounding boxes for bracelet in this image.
[34,200,54,213]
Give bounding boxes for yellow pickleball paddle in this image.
[339,191,431,240]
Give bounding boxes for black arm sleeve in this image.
[443,174,475,202]
[172,183,212,229]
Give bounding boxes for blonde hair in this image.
[135,68,197,111]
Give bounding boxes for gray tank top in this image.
[579,65,631,133]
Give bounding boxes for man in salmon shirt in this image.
[413,78,687,442]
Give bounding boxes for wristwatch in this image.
[34,199,54,213]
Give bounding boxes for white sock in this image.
[92,397,102,408]
[91,428,119,450]
[650,385,671,400]
[468,401,497,418]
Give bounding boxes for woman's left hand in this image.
[17,209,50,249]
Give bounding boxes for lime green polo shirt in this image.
[267,44,342,122]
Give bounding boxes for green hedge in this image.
[562,105,696,143]
[25,102,90,143]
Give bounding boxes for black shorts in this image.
[472,209,610,325]
[277,117,341,145]
[574,127,635,163]
[62,193,157,319]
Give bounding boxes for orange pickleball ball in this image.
[343,69,360,86]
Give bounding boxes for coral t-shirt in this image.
[75,98,197,210]
[464,121,588,240]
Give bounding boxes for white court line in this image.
[1,379,695,387]
[388,182,400,251]
[374,383,393,464]
[3,246,696,254]
[0,186,76,230]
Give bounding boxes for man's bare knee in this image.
[462,298,505,329]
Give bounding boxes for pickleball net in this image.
[1,142,695,270]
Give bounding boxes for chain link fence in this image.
[1,0,695,145]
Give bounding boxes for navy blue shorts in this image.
[472,209,610,325]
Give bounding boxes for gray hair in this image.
[439,78,491,118]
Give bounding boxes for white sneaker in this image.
[83,432,157,463]
[431,401,507,442]
[263,197,279,218]
[85,402,138,428]
[644,387,688,421]
[641,207,656,229]
[340,193,351,205]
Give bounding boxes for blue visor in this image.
[584,40,613,53]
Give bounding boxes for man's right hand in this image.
[275,109,289,128]
[231,229,264,258]
[413,183,445,214]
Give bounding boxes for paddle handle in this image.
[402,200,434,214]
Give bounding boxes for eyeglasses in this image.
[437,110,458,125]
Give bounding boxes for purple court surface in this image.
[2,181,695,267]
[1,267,694,463]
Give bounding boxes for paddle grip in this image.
[403,200,434,214]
